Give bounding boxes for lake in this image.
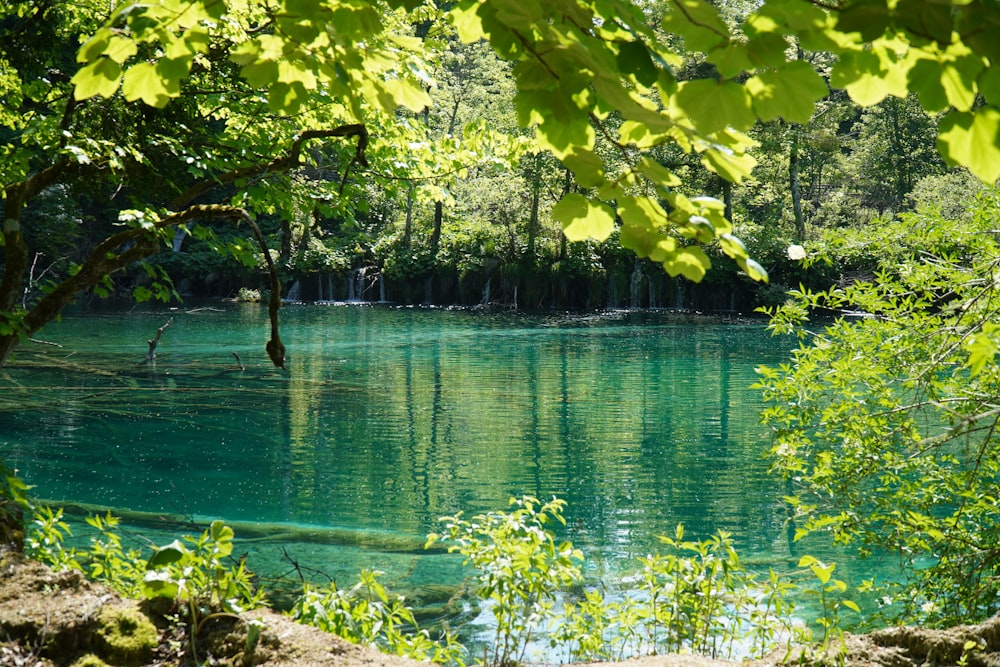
[0,302,825,647]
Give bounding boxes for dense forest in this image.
[5,0,1000,664]
[2,0,991,336]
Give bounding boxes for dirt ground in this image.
[3,551,1000,667]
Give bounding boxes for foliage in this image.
[554,527,848,663]
[0,460,30,551]
[427,496,584,666]
[17,495,872,665]
[757,187,1000,626]
[290,569,466,665]
[24,510,265,662]
[10,0,1000,357]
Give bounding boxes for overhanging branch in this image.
[167,124,369,209]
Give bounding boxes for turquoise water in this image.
[0,303,818,630]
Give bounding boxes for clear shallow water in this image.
[0,302,831,630]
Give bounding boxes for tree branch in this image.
[167,124,369,209]
[7,204,286,369]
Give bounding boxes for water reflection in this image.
[0,305,794,590]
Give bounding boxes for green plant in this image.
[555,587,623,662]
[290,569,465,665]
[235,287,262,302]
[634,526,755,658]
[85,512,146,598]
[427,496,583,667]
[796,556,859,665]
[140,520,265,663]
[758,190,1000,626]
[0,464,30,552]
[25,506,81,572]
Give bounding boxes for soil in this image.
[3,550,1000,667]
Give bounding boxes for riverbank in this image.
[3,551,998,667]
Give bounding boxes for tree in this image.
[6,0,1000,367]
[0,0,431,366]
[758,190,1000,625]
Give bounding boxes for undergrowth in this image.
[22,495,858,666]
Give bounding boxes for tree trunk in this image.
[429,200,443,255]
[527,155,541,257]
[789,125,805,243]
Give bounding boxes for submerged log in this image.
[42,499,449,554]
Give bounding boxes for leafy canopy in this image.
[758,189,1000,625]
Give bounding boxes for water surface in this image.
[0,303,802,614]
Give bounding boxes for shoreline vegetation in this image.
[1,498,999,667]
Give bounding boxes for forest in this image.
[4,0,1000,664]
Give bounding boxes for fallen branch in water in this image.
[142,318,174,365]
[233,352,245,371]
[28,338,62,348]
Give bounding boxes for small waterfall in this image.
[172,228,186,252]
[348,266,381,302]
[285,280,301,302]
[629,260,643,309]
[607,274,619,309]
[481,277,492,307]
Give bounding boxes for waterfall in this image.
[607,274,619,309]
[481,277,492,307]
[285,280,301,302]
[348,266,382,302]
[172,228,186,252]
[629,260,643,309]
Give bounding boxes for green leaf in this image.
[616,40,657,87]
[745,31,790,69]
[672,79,755,134]
[939,52,982,112]
[831,47,907,106]
[492,0,542,30]
[746,60,828,123]
[122,61,176,107]
[562,148,605,188]
[637,157,681,187]
[737,257,769,283]
[71,58,122,100]
[978,65,1000,107]
[701,145,756,183]
[104,36,138,64]
[141,572,180,599]
[908,58,949,112]
[147,540,186,568]
[381,78,432,113]
[964,324,1000,374]
[536,113,596,160]
[78,28,114,63]
[663,0,729,53]
[664,246,711,281]
[836,0,891,40]
[552,194,615,242]
[938,108,1000,183]
[894,0,952,45]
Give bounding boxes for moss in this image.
[93,604,159,666]
[70,654,110,667]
